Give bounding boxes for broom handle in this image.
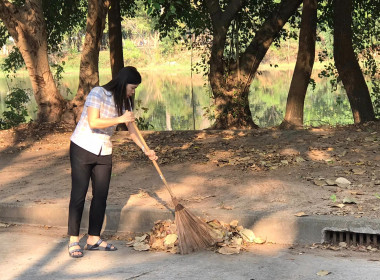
[131,122,176,199]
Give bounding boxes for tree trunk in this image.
[68,0,109,123]
[281,0,317,129]
[108,0,124,78]
[333,0,375,123]
[206,0,256,129]
[0,0,65,123]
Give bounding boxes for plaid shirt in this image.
[71,86,123,155]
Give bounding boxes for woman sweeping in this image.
[67,66,157,258]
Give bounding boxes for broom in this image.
[130,121,216,254]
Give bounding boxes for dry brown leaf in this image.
[352,168,365,175]
[151,239,164,250]
[316,270,331,276]
[294,212,308,217]
[164,234,178,246]
[335,177,351,186]
[350,190,364,195]
[229,220,239,227]
[133,243,150,251]
[314,179,326,186]
[253,237,266,244]
[208,220,223,229]
[325,179,337,186]
[231,237,243,246]
[217,246,241,255]
[239,229,255,242]
[210,228,225,241]
[343,197,357,204]
[295,156,306,163]
[135,234,148,243]
[236,225,244,231]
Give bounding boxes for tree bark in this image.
[333,0,375,123]
[0,0,65,123]
[281,0,317,129]
[108,0,124,78]
[68,0,109,123]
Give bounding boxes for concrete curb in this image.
[1,202,380,245]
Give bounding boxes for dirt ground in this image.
[1,121,380,220]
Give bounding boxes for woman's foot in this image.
[68,236,83,258]
[85,236,117,251]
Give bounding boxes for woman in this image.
[67,66,157,258]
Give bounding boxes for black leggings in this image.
[68,142,112,236]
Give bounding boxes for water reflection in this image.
[0,70,352,130]
[250,70,352,127]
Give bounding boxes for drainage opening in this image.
[324,230,380,248]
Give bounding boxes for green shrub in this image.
[0,88,30,129]
[134,99,154,130]
[123,39,142,62]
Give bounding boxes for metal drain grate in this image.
[324,230,380,247]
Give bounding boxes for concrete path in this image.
[1,225,380,280]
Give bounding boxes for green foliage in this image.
[203,104,216,122]
[134,99,154,130]
[0,88,30,129]
[0,0,87,79]
[42,0,87,52]
[0,25,9,47]
[159,31,182,56]
[1,48,25,76]
[123,39,142,61]
[50,62,65,86]
[145,0,302,78]
[145,0,209,38]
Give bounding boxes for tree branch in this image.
[0,0,19,39]
[240,0,302,88]
[205,0,244,28]
[222,0,244,24]
[205,0,223,26]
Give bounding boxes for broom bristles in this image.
[175,203,216,254]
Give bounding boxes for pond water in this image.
[0,70,353,130]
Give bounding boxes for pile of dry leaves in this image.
[127,219,265,255]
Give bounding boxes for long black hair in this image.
[102,66,141,116]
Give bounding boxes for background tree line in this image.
[0,0,378,130]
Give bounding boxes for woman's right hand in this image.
[119,111,135,124]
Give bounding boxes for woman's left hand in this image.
[145,149,158,161]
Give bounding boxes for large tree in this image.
[0,0,66,123]
[281,0,317,128]
[68,0,110,123]
[1,0,144,125]
[333,0,375,123]
[148,0,302,129]
[0,0,99,125]
[208,0,303,129]
[0,0,112,124]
